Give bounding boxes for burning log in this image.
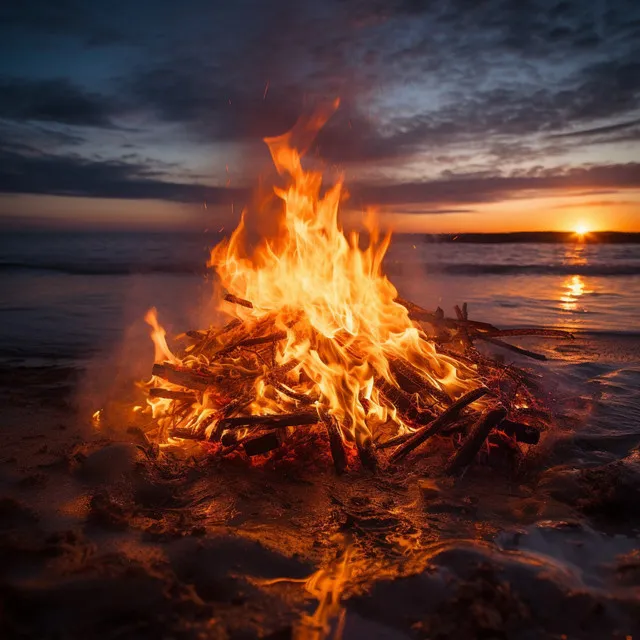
[356,437,378,472]
[152,363,220,391]
[500,419,541,445]
[149,388,197,401]
[375,378,435,424]
[445,406,508,474]
[218,411,319,431]
[390,358,451,404]
[243,431,282,456]
[224,293,254,308]
[322,414,347,474]
[214,330,288,358]
[273,381,315,404]
[389,387,490,463]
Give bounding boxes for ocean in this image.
[1,230,639,369]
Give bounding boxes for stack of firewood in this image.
[145,294,571,474]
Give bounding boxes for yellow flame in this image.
[141,102,480,448]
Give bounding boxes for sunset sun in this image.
[574,222,590,236]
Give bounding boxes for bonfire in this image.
[139,100,569,473]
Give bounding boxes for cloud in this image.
[353,163,640,206]
[549,118,640,139]
[2,139,638,210]
[0,77,117,128]
[0,146,246,203]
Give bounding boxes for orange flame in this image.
[142,101,478,448]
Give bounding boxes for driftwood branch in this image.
[478,336,547,361]
[389,386,490,463]
[445,406,508,474]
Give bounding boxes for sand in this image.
[1,335,639,639]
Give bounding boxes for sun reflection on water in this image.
[559,244,592,321]
[560,275,586,312]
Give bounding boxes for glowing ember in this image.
[134,101,562,470]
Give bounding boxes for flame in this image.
[141,101,481,450]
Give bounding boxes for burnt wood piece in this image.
[500,419,541,445]
[377,431,412,450]
[356,437,378,472]
[214,330,288,358]
[454,304,472,348]
[265,359,301,383]
[242,431,282,456]
[273,381,315,404]
[186,330,208,340]
[488,327,573,339]
[395,297,499,334]
[445,406,508,474]
[219,411,319,430]
[221,431,238,447]
[376,378,435,423]
[478,336,547,361]
[389,386,490,463]
[169,428,207,440]
[322,414,347,474]
[149,388,197,401]
[390,358,451,404]
[379,413,475,450]
[152,363,220,391]
[211,393,254,441]
[224,294,254,308]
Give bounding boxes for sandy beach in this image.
[2,332,639,639]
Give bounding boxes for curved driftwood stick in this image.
[389,386,490,463]
[445,406,508,474]
[489,328,573,339]
[478,335,547,361]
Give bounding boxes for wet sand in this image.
[1,335,639,639]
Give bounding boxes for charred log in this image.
[322,414,347,474]
[242,431,282,456]
[219,411,319,430]
[389,386,490,462]
[445,406,508,474]
[149,388,197,401]
[224,294,254,308]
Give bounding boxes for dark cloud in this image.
[550,118,640,139]
[0,77,117,128]
[354,163,640,206]
[0,146,245,203]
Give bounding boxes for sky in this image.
[0,0,639,233]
